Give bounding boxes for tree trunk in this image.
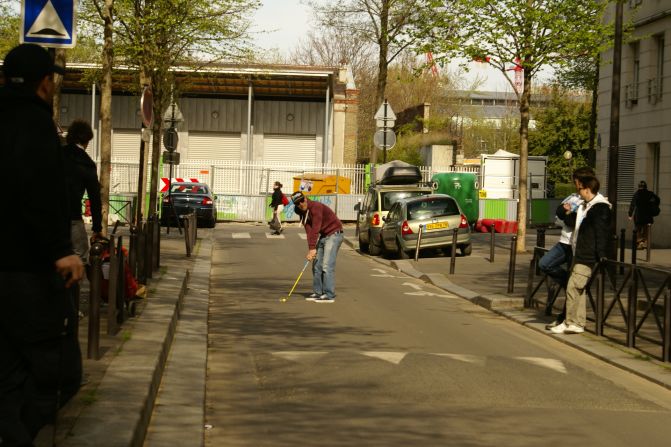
[98,0,115,237]
[148,90,163,220]
[516,69,532,252]
[370,0,390,164]
[52,49,67,126]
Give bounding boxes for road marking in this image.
[370,268,404,278]
[402,282,423,290]
[265,233,285,239]
[433,353,486,366]
[401,282,453,297]
[298,233,307,240]
[232,233,251,239]
[362,352,407,365]
[272,351,328,363]
[516,357,568,374]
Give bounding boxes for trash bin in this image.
[431,172,479,225]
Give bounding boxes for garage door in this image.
[187,132,241,161]
[264,134,316,164]
[112,129,147,160]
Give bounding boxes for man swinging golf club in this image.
[290,191,344,303]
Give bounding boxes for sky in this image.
[250,0,313,54]
[248,1,548,92]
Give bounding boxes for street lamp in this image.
[563,150,573,183]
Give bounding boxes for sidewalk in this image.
[341,227,671,391]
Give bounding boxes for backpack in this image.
[281,194,289,206]
[649,193,661,217]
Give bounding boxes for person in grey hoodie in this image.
[551,167,611,335]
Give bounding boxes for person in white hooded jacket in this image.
[551,167,611,335]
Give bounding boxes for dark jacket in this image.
[63,143,102,232]
[573,197,612,267]
[270,188,284,208]
[628,188,657,225]
[296,200,343,250]
[0,86,73,271]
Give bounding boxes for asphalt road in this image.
[204,223,671,446]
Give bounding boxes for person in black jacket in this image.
[64,119,103,263]
[551,167,611,335]
[269,181,285,235]
[628,180,657,249]
[0,44,84,446]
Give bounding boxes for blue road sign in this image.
[21,0,77,48]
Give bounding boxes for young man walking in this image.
[290,191,344,303]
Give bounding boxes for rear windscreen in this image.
[170,184,208,194]
[380,191,430,211]
[407,198,460,220]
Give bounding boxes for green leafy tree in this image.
[309,0,436,162]
[427,0,611,251]
[529,89,591,187]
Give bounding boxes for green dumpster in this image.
[431,172,479,225]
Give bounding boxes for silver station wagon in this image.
[380,194,472,258]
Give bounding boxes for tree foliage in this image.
[426,0,611,250]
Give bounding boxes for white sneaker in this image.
[549,322,567,334]
[306,293,320,301]
[564,324,585,334]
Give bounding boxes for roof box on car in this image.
[374,160,422,185]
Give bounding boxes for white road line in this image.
[266,233,285,239]
[361,352,407,365]
[272,352,328,363]
[432,353,487,366]
[298,233,307,240]
[516,357,568,374]
[370,268,404,278]
[231,232,251,239]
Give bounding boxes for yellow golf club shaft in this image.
[286,260,310,299]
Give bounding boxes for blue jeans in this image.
[539,242,572,288]
[313,231,344,299]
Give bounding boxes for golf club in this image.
[279,260,310,303]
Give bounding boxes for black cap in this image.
[639,180,647,189]
[3,44,65,85]
[290,191,306,205]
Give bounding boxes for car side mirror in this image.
[382,216,389,222]
[214,195,218,200]
[354,202,360,211]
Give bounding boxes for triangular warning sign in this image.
[27,1,70,39]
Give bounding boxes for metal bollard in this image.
[646,224,652,262]
[129,224,138,279]
[184,215,192,257]
[88,242,103,360]
[137,222,146,285]
[619,228,626,274]
[489,225,495,263]
[144,216,154,280]
[631,228,637,265]
[449,228,458,274]
[536,228,546,248]
[106,235,119,336]
[414,224,424,262]
[154,215,161,270]
[507,236,518,293]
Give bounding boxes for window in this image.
[380,191,427,211]
[656,34,665,101]
[407,198,460,220]
[631,41,640,104]
[650,142,660,193]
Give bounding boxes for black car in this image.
[160,182,217,228]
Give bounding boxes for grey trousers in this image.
[565,263,593,327]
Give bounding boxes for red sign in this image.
[160,177,199,192]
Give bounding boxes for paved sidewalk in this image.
[341,226,671,391]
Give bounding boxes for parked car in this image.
[356,183,434,255]
[160,182,217,228]
[380,194,472,259]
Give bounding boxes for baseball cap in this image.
[2,44,65,85]
[290,191,306,205]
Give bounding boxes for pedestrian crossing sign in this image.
[21,0,77,48]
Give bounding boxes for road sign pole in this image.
[383,100,388,163]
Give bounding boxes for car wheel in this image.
[358,235,369,253]
[369,232,382,256]
[460,244,472,256]
[396,238,409,259]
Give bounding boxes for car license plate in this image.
[426,222,448,230]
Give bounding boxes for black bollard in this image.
[631,228,637,265]
[536,227,546,248]
[507,236,518,293]
[88,242,104,360]
[619,228,625,274]
[646,224,652,262]
[489,225,495,263]
[415,224,424,262]
[450,228,458,274]
[129,224,138,279]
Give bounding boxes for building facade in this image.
[597,0,669,247]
